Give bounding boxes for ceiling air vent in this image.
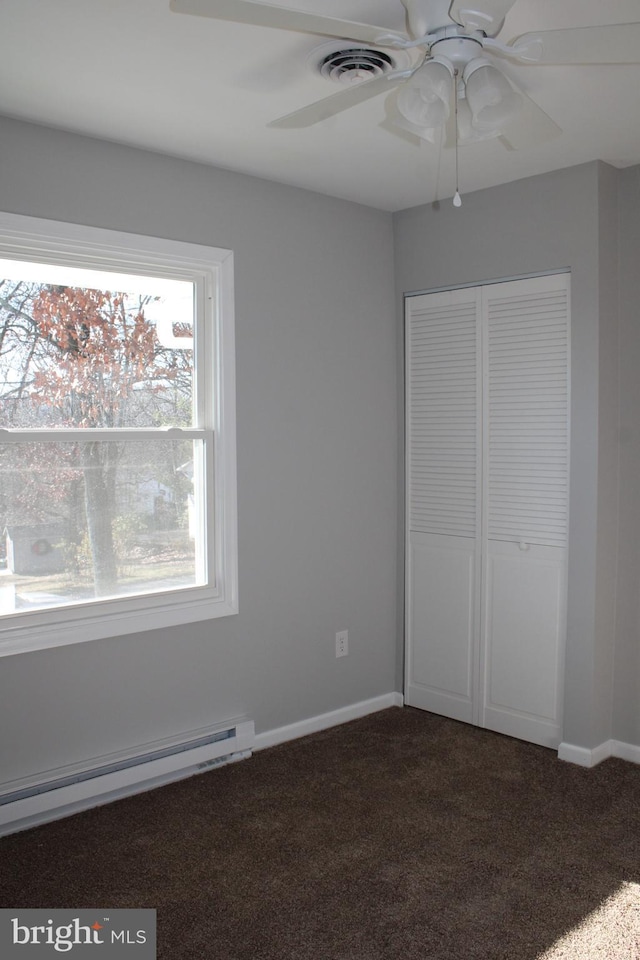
[318,47,395,85]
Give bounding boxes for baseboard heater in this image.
[0,718,254,837]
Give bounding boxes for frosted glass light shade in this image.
[463,61,521,132]
[456,97,502,143]
[396,59,453,130]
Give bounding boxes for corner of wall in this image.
[611,163,640,749]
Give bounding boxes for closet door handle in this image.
[518,541,530,552]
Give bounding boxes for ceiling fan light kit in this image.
[170,0,640,201]
[455,96,501,144]
[396,57,453,132]
[394,42,520,137]
[462,59,521,131]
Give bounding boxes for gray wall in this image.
[393,162,617,750]
[614,165,640,746]
[0,118,398,787]
[594,162,620,747]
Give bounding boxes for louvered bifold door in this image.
[481,274,569,747]
[405,288,482,723]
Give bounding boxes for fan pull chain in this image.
[453,71,462,207]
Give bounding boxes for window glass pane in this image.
[0,259,194,428]
[0,439,204,614]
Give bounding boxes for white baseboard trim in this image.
[611,740,640,765]
[557,740,613,767]
[558,738,640,768]
[254,692,404,752]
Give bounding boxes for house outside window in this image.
[0,214,237,656]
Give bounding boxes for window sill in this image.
[0,587,238,657]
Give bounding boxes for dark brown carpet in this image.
[1,707,639,959]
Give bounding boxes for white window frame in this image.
[0,213,238,657]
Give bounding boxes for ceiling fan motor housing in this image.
[429,26,485,71]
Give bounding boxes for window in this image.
[0,213,237,656]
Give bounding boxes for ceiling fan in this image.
[169,0,640,156]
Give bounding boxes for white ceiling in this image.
[1,0,639,211]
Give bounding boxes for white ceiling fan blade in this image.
[498,87,562,150]
[448,0,518,37]
[169,0,406,46]
[269,72,407,129]
[509,23,640,64]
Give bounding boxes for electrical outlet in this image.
[335,630,348,658]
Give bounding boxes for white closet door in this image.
[405,288,482,722]
[405,273,570,748]
[481,274,569,747]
